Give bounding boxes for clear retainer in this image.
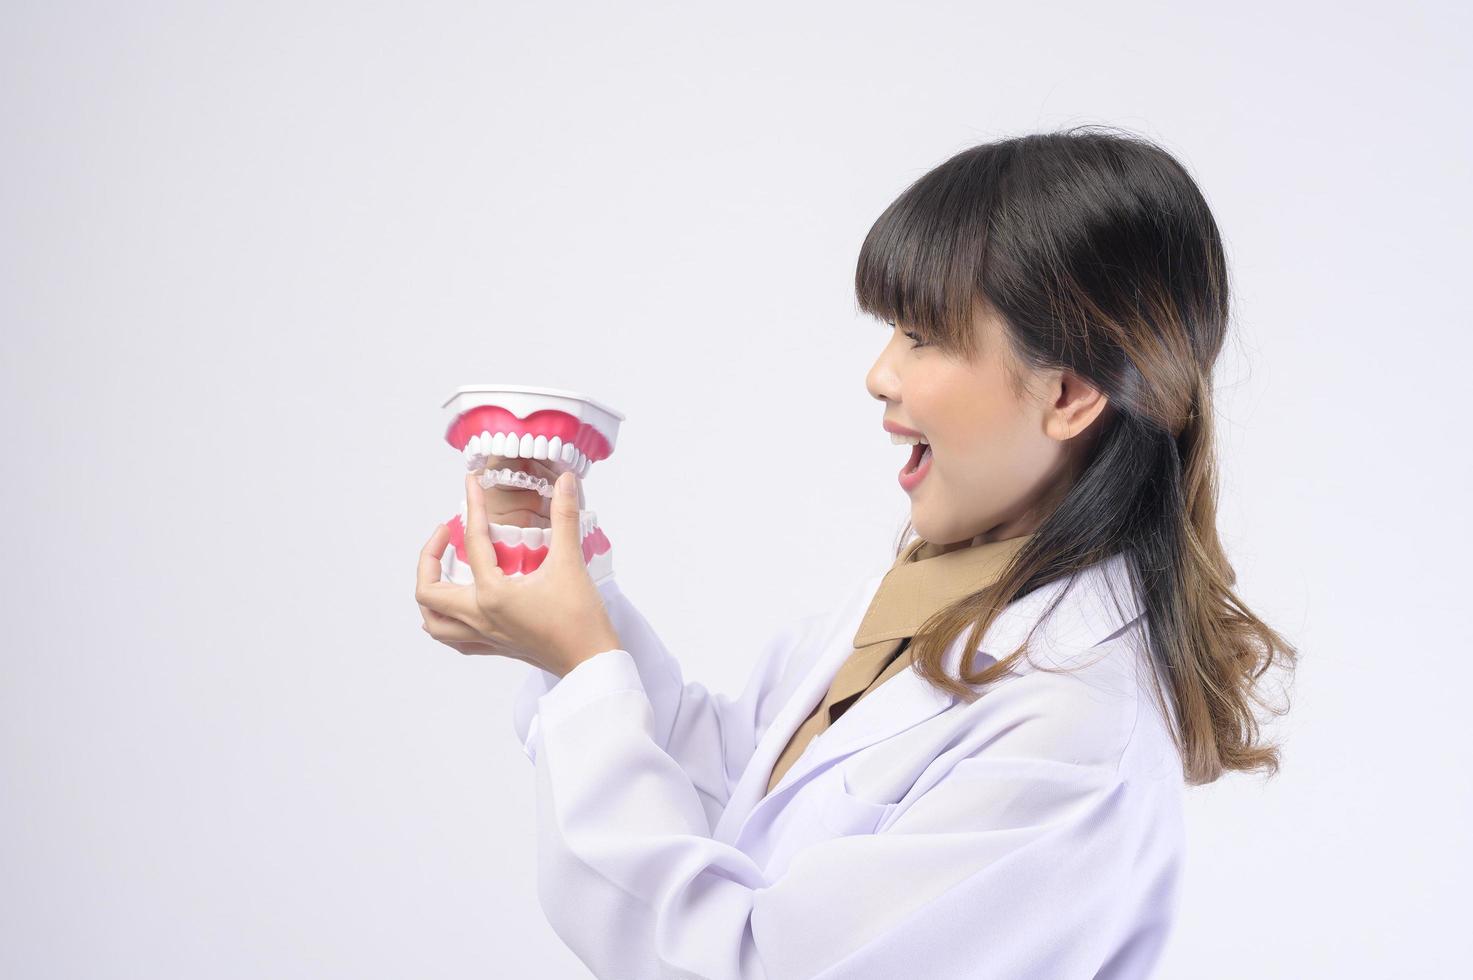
[475,465,555,498]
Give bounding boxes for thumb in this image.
[551,471,584,565]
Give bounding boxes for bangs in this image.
[854,147,1005,356]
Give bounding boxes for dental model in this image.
[438,384,624,587]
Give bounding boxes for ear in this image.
[1042,368,1110,442]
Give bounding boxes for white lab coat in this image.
[511,549,1185,979]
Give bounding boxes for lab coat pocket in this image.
[820,769,900,837]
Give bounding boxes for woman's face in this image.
[864,306,1108,548]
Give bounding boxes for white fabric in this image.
[511,554,1185,979]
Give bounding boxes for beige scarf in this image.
[766,532,1033,794]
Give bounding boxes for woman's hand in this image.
[415,470,622,677]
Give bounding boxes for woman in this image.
[415,126,1297,979]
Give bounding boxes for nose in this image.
[865,332,901,405]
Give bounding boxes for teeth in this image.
[889,432,929,445]
[458,430,596,474]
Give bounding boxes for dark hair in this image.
[855,125,1296,784]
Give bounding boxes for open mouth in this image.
[897,435,934,491]
[903,440,932,474]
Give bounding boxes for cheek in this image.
[913,361,1030,474]
[936,396,1030,475]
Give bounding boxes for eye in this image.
[882,318,928,349]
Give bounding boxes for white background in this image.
[3,1,1468,976]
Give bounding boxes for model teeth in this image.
[461,430,592,476]
[453,506,600,546]
[889,432,929,446]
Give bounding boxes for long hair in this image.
[855,126,1296,785]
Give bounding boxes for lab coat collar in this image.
[715,538,1146,844]
[851,533,1034,648]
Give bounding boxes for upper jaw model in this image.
[438,384,624,586]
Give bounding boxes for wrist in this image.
[553,628,623,678]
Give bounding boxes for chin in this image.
[908,511,945,545]
[910,510,971,549]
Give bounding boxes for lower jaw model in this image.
[439,486,616,586]
[436,385,624,587]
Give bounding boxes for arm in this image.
[512,575,834,829]
[522,643,1184,980]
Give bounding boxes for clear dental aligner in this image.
[437,384,626,585]
[477,466,554,497]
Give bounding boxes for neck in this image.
[935,522,1030,554]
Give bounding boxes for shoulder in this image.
[953,552,1181,780]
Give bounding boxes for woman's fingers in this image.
[419,602,502,656]
[418,523,450,587]
[416,523,482,624]
[416,524,496,655]
[419,602,480,640]
[463,473,498,585]
[415,510,536,666]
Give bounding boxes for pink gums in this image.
[443,514,612,574]
[444,407,612,462]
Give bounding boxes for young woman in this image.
[415,126,1297,979]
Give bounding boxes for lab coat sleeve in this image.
[525,645,1181,980]
[512,576,826,825]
